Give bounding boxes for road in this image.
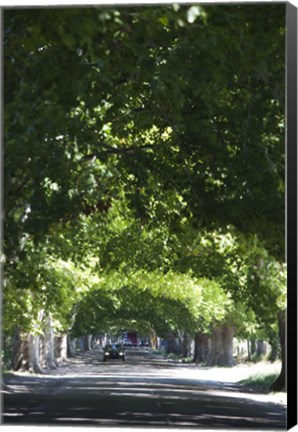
[2,348,286,429]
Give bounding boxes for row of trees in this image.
[3,205,285,372]
[3,4,286,390]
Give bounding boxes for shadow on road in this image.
[2,348,286,429]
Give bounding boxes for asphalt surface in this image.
[2,348,286,429]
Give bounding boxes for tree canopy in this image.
[3,3,286,378]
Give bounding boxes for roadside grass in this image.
[241,372,278,386]
[151,349,285,397]
[239,370,281,393]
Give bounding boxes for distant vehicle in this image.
[122,338,133,347]
[122,331,138,346]
[103,343,125,361]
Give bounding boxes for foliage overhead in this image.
[3,4,286,344]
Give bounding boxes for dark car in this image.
[103,343,125,362]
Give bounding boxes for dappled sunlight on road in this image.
[3,348,286,428]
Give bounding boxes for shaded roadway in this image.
[2,347,286,429]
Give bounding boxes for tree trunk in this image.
[247,339,251,361]
[208,327,224,366]
[177,330,184,355]
[256,340,267,357]
[167,331,179,354]
[83,334,92,351]
[67,335,77,357]
[28,334,44,374]
[27,309,45,373]
[270,310,286,392]
[12,327,44,373]
[268,340,279,362]
[182,332,192,358]
[222,326,236,366]
[193,332,209,364]
[268,330,280,362]
[39,334,46,368]
[44,316,58,369]
[12,327,25,371]
[250,338,256,356]
[55,335,68,364]
[208,326,235,366]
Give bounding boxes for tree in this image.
[3,5,285,378]
[239,238,287,390]
[4,5,285,260]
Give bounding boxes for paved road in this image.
[2,348,286,428]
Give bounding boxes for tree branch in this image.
[83,144,154,160]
